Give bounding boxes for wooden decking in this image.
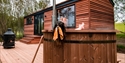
[0,41,125,63]
[20,35,41,44]
[0,41,43,63]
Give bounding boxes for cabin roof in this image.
[24,0,78,18]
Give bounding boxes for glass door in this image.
[34,14,44,35]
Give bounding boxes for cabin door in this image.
[34,14,44,35]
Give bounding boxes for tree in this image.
[114,0,125,33]
[114,0,125,22]
[0,0,50,41]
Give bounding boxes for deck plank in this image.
[0,41,43,63]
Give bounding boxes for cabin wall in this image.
[44,0,90,30]
[75,0,89,29]
[24,0,114,34]
[44,11,53,30]
[24,18,26,24]
[32,16,34,24]
[90,0,114,30]
[24,16,34,36]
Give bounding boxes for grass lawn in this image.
[115,23,125,53]
[116,33,125,38]
[16,32,23,40]
[115,23,125,32]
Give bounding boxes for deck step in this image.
[20,39,31,44]
[20,35,41,44]
[25,35,41,38]
[22,37,34,40]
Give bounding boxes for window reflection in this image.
[34,14,44,35]
[57,5,75,27]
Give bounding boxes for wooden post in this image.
[52,0,56,29]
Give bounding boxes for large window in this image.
[57,5,75,27]
[26,17,32,25]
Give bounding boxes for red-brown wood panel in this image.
[43,0,116,63]
[44,11,53,30]
[75,0,90,29]
[24,24,34,35]
[90,0,114,30]
[64,43,71,63]
[43,31,116,63]
[24,18,26,24]
[32,16,34,24]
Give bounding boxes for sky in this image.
[50,0,67,6]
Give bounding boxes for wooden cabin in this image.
[20,10,44,44]
[20,0,115,44]
[43,0,114,30]
[21,0,116,63]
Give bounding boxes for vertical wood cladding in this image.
[43,32,116,63]
[90,0,114,30]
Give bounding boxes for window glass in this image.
[57,5,75,27]
[26,17,32,25]
[34,14,44,35]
